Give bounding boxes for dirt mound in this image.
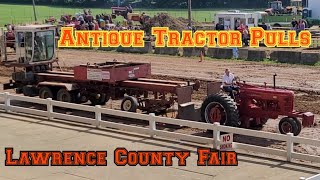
[150,13,190,31]
[177,17,201,26]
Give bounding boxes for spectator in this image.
[261,22,268,30]
[199,48,205,62]
[187,23,192,30]
[220,23,225,30]
[232,47,238,59]
[215,23,220,30]
[128,4,133,13]
[192,26,196,33]
[291,18,298,30]
[93,20,99,30]
[242,26,250,46]
[296,19,305,36]
[79,15,84,22]
[237,22,245,33]
[100,20,106,30]
[216,23,224,30]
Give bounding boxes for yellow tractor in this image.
[286,0,303,14]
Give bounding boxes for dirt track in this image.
[58,49,320,151]
[2,48,320,118]
[55,49,320,115]
[58,49,320,90]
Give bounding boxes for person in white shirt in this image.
[222,69,239,99]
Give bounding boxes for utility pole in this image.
[188,0,192,26]
[32,0,37,22]
[118,0,120,7]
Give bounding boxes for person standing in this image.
[242,25,250,46]
[291,18,298,30]
[237,22,245,34]
[199,48,205,62]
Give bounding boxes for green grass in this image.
[0,3,300,27]
[0,4,222,26]
[315,61,320,66]
[0,3,275,26]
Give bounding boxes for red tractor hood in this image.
[238,83,295,96]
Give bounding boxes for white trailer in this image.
[214,11,270,30]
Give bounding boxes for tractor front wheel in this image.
[279,117,301,136]
[292,117,302,136]
[200,94,240,127]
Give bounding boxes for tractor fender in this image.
[37,82,79,91]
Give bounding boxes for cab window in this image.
[17,32,24,47]
[33,30,54,62]
[25,32,33,62]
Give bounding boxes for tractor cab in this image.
[0,24,58,68]
[111,7,128,19]
[266,1,285,15]
[269,1,283,10]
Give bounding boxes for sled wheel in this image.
[121,96,138,112]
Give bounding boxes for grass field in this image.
[0,3,299,26]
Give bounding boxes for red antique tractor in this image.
[0,25,15,50]
[200,75,316,136]
[111,7,129,19]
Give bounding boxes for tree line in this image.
[1,0,294,8]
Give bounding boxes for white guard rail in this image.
[0,92,319,164]
[300,174,320,180]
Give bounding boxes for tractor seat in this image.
[220,85,240,95]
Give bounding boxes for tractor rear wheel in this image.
[279,117,301,136]
[39,87,54,100]
[201,94,240,127]
[121,96,138,112]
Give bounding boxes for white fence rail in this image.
[0,92,319,164]
[300,174,320,180]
